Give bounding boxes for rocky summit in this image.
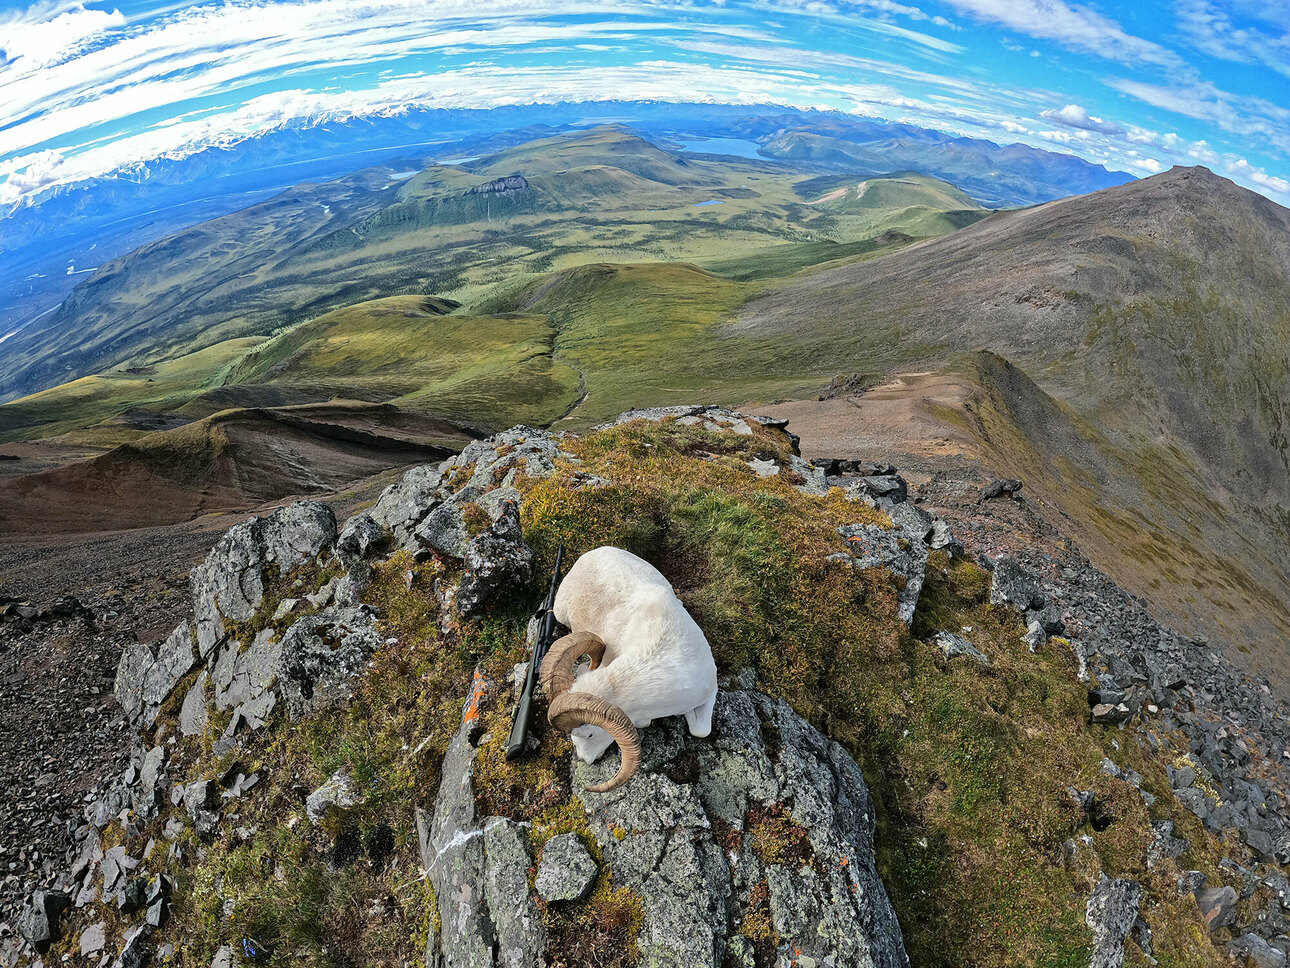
[3,405,1290,968]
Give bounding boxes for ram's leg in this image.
[685,691,717,737]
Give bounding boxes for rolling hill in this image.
[0,131,993,440]
[735,165,1290,684]
[0,127,992,407]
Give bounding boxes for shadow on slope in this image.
[0,404,472,535]
[759,352,1290,688]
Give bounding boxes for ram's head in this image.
[540,630,641,792]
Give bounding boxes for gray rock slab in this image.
[536,833,598,902]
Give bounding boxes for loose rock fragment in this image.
[307,771,363,824]
[536,833,598,902]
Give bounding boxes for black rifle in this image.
[505,542,565,761]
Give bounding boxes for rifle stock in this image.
[505,543,564,761]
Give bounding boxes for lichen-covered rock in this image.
[306,771,363,824]
[79,921,106,956]
[849,474,909,505]
[1022,619,1047,653]
[483,819,545,968]
[1086,876,1151,968]
[190,501,336,656]
[276,607,381,720]
[417,499,474,559]
[604,404,753,436]
[833,510,930,624]
[457,501,533,618]
[336,512,388,567]
[418,675,503,968]
[369,461,452,547]
[114,621,198,726]
[179,671,209,736]
[536,833,597,902]
[935,631,990,664]
[1229,933,1288,968]
[789,455,830,496]
[989,555,1047,612]
[420,676,909,968]
[928,518,962,555]
[210,627,279,713]
[17,890,69,952]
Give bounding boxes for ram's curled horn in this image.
[547,692,642,792]
[539,630,606,700]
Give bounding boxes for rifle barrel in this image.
[504,542,565,761]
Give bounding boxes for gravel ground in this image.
[0,470,397,931]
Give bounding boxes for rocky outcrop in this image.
[114,622,197,727]
[465,174,530,196]
[457,500,533,618]
[190,501,337,658]
[1086,876,1150,968]
[365,424,567,555]
[832,511,930,624]
[418,671,909,968]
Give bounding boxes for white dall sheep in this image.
[539,546,718,792]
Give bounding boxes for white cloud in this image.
[0,1,125,69]
[1176,0,1290,78]
[1127,157,1163,174]
[0,3,685,157]
[1040,103,1124,136]
[1188,141,1219,165]
[936,0,1179,66]
[1225,156,1290,196]
[1107,78,1290,155]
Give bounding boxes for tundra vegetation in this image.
[48,417,1245,968]
[0,129,981,444]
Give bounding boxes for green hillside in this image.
[470,125,716,185]
[0,126,992,409]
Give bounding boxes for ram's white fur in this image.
[553,546,718,764]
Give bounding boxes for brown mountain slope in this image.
[737,170,1290,681]
[736,166,1290,503]
[0,405,470,534]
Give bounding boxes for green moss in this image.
[746,803,814,868]
[732,879,782,968]
[474,703,573,822]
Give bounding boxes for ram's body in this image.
[551,546,718,765]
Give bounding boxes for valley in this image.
[2,122,1288,702]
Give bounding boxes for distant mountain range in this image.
[0,102,1132,343]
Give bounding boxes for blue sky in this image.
[2,0,1289,206]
